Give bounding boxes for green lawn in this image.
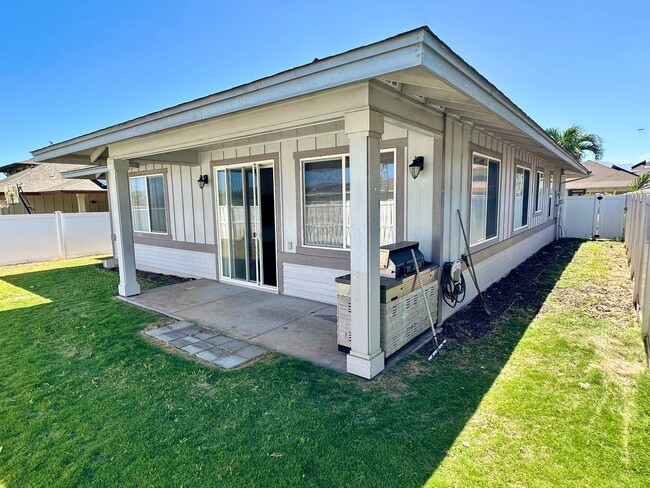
[0,242,649,487]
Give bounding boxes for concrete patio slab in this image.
[178,289,330,340]
[130,279,348,372]
[129,280,249,315]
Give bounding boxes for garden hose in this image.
[441,261,466,308]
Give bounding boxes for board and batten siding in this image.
[442,119,561,265]
[129,114,563,309]
[129,163,215,246]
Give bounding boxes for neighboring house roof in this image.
[31,26,587,176]
[0,159,39,175]
[631,160,650,175]
[0,160,106,194]
[566,160,638,190]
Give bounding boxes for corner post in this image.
[344,108,385,379]
[107,157,140,296]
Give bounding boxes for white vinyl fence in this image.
[0,211,112,266]
[624,191,650,343]
[561,194,626,239]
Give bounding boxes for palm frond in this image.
[628,172,650,192]
[545,125,604,162]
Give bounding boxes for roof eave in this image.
[419,31,586,175]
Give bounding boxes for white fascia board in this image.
[32,33,427,162]
[420,32,587,175]
[61,166,107,179]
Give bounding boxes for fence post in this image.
[54,211,67,259]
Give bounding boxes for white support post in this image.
[344,108,385,379]
[76,194,88,213]
[107,158,140,296]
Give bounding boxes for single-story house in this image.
[0,159,108,214]
[565,160,637,195]
[31,27,587,378]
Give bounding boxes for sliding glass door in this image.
[215,163,276,288]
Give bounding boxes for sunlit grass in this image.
[0,244,648,487]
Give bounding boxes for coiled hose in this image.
[441,261,466,308]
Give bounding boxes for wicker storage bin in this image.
[337,280,438,357]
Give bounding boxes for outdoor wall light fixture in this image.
[409,156,424,179]
[197,174,209,189]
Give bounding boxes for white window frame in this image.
[129,173,168,235]
[513,165,531,232]
[470,151,501,247]
[534,170,544,213]
[548,172,555,219]
[300,149,397,250]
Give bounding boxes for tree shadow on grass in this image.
[0,241,584,487]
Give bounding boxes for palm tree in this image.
[545,125,604,162]
[628,172,650,192]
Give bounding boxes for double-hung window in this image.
[534,170,544,213]
[302,149,396,249]
[129,174,167,234]
[513,166,531,230]
[470,153,500,245]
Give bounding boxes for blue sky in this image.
[1,0,648,171]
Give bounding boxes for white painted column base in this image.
[347,350,385,379]
[118,281,141,297]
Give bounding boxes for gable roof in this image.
[30,27,587,176]
[0,160,106,194]
[566,160,637,190]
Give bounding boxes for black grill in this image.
[379,241,425,279]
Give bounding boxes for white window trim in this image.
[548,171,555,220]
[470,151,501,247]
[300,149,397,251]
[513,165,531,232]
[129,173,168,235]
[534,170,544,214]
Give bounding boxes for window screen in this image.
[470,153,500,245]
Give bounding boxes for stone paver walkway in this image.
[145,321,266,369]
